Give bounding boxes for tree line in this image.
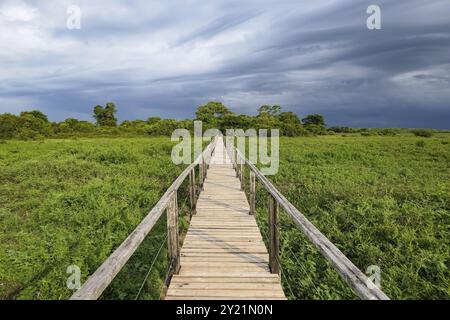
[0,101,436,140]
[0,102,328,140]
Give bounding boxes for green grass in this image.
[1,135,449,300]
[0,137,185,300]
[248,135,449,299]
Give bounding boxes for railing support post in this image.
[189,169,196,216]
[204,154,208,180]
[199,161,204,190]
[167,191,180,275]
[240,162,244,190]
[250,171,256,215]
[268,194,280,275]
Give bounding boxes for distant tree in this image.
[196,102,233,123]
[0,113,20,138]
[278,112,304,136]
[55,118,95,134]
[93,103,117,127]
[411,129,434,138]
[17,110,53,138]
[279,112,300,124]
[258,105,282,117]
[302,114,325,127]
[147,119,179,136]
[20,110,49,122]
[328,126,355,133]
[147,117,162,126]
[254,112,280,131]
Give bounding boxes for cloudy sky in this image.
[0,0,449,128]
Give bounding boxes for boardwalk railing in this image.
[224,136,390,300]
[71,136,219,300]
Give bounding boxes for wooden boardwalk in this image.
[72,135,388,301]
[165,139,286,300]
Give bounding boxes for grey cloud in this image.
[0,0,449,128]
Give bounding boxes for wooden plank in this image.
[171,276,280,283]
[181,248,269,254]
[166,289,285,298]
[166,296,286,301]
[170,283,283,290]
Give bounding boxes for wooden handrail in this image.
[225,137,389,300]
[70,136,219,300]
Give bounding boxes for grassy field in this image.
[250,135,449,299]
[0,138,189,300]
[1,134,449,300]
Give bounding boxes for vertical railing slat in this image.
[268,194,280,275]
[250,171,256,215]
[167,191,180,275]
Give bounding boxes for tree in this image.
[17,110,52,138]
[258,105,282,117]
[147,119,179,136]
[20,110,49,122]
[302,114,325,127]
[147,117,162,126]
[0,113,19,138]
[195,102,233,124]
[93,103,117,126]
[279,112,300,124]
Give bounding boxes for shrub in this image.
[379,128,398,136]
[411,129,434,138]
[416,141,426,148]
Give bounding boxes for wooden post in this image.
[189,170,196,216]
[236,153,240,178]
[203,154,208,180]
[250,171,256,215]
[240,162,244,190]
[167,191,180,275]
[199,161,204,190]
[268,194,280,275]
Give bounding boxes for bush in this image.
[412,129,434,138]
[281,123,309,137]
[379,128,398,136]
[416,141,426,148]
[328,126,355,133]
[0,113,19,139]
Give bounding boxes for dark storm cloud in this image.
[0,0,449,128]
